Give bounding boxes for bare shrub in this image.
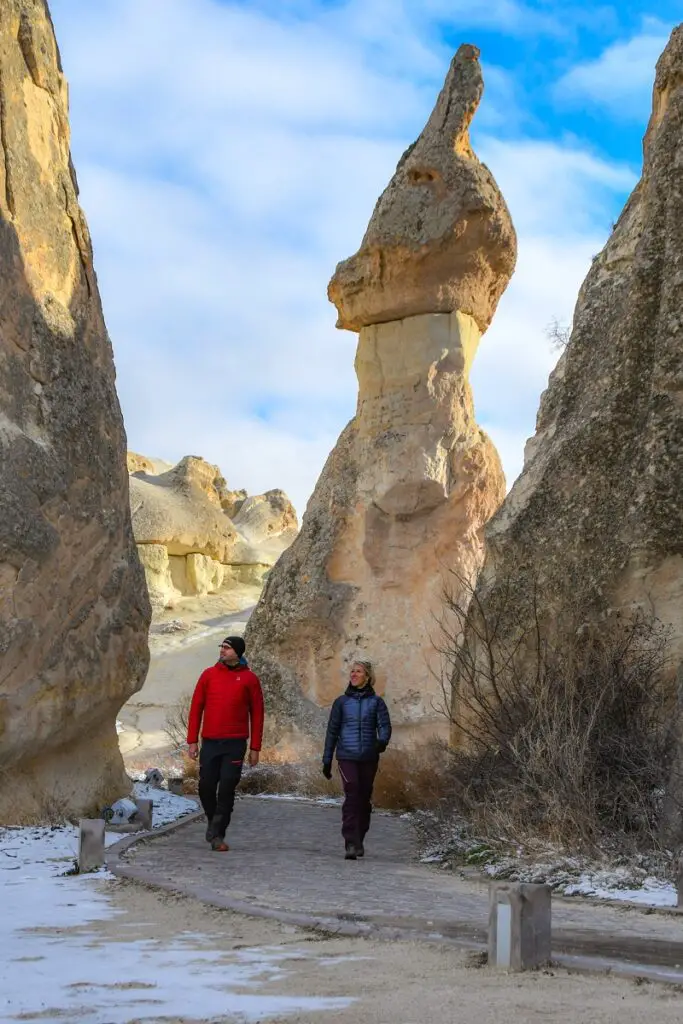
[165,691,192,750]
[545,316,571,351]
[240,743,450,812]
[240,756,343,800]
[373,742,452,812]
[434,569,680,853]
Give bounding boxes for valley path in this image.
[116,795,683,982]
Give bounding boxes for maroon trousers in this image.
[337,758,379,844]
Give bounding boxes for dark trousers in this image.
[337,758,379,844]
[198,738,247,838]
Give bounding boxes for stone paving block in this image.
[135,798,153,830]
[78,818,105,873]
[488,881,551,971]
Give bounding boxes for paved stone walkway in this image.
[117,796,683,980]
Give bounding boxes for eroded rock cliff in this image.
[246,45,515,744]
[460,26,683,716]
[0,0,150,822]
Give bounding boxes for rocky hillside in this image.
[458,27,683,725]
[128,453,298,614]
[0,0,150,822]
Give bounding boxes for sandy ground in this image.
[69,878,683,1024]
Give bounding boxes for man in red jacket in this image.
[187,635,264,852]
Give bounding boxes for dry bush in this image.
[0,787,73,827]
[434,568,681,853]
[373,741,452,812]
[165,691,192,750]
[239,742,450,812]
[241,756,343,799]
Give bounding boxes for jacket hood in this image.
[216,656,249,670]
[344,682,375,698]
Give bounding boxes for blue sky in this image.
[49,0,678,515]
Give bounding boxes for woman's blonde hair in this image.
[351,659,375,688]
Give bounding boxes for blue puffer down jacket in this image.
[323,684,392,763]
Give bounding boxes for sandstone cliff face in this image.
[0,1,150,822]
[462,27,683,698]
[129,455,298,611]
[246,46,514,742]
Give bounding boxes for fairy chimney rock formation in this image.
[246,46,515,742]
[460,26,683,713]
[0,0,150,822]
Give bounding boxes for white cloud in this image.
[48,0,637,516]
[556,23,671,118]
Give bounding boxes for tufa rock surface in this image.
[0,0,150,822]
[246,47,513,744]
[460,27,683,711]
[328,45,516,333]
[129,455,298,611]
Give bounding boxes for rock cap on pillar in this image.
[328,44,517,333]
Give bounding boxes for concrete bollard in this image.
[78,819,105,873]
[134,798,154,830]
[488,882,551,971]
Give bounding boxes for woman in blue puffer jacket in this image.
[322,660,392,860]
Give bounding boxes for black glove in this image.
[375,740,387,754]
[322,762,332,780]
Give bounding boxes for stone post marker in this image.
[488,882,551,970]
[78,819,106,873]
[135,798,154,830]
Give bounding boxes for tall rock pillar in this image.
[0,0,151,821]
[246,45,516,743]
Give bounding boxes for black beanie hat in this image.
[223,635,246,659]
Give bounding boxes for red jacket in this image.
[186,662,265,750]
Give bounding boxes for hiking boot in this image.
[211,837,229,852]
[206,815,224,842]
[356,842,365,858]
[344,842,358,860]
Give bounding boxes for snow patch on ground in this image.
[412,810,678,908]
[484,857,678,907]
[131,781,199,825]
[0,792,351,1022]
[564,873,677,907]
